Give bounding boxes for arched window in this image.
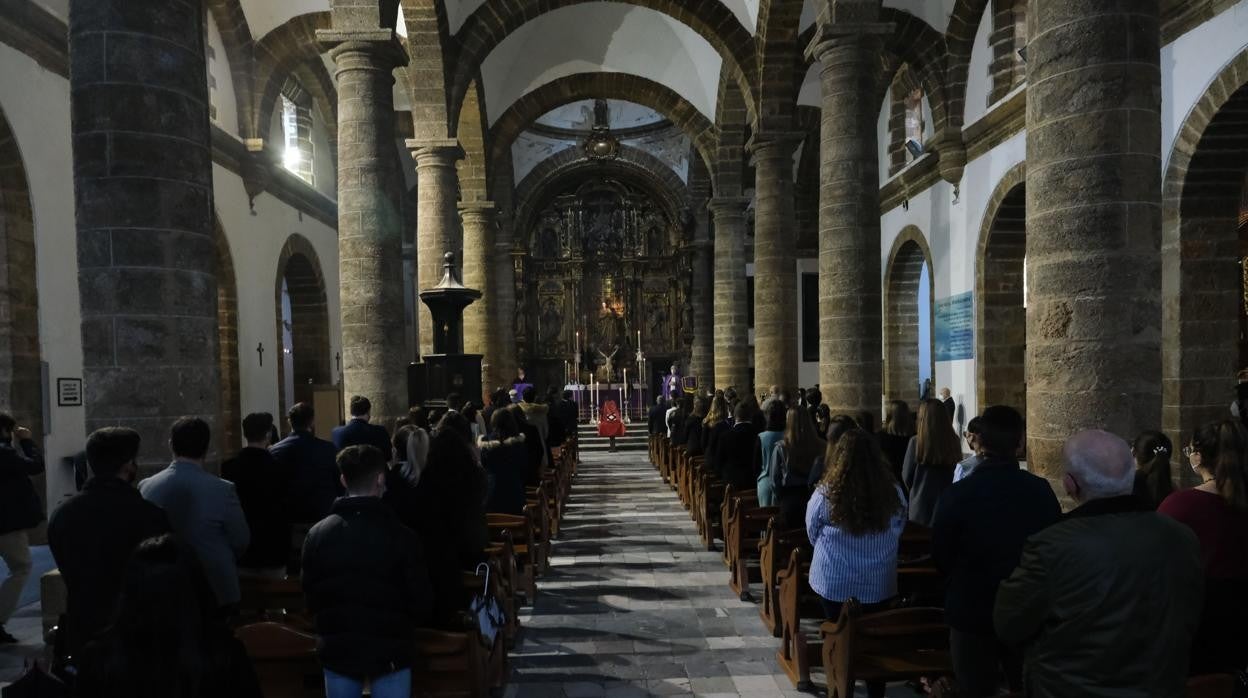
[280,78,315,186]
[888,65,925,176]
[989,0,1027,103]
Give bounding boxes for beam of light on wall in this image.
[283,147,302,172]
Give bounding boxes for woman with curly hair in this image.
[806,429,907,622]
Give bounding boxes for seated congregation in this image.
[5,389,582,697]
[649,386,1248,698]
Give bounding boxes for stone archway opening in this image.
[275,238,331,424]
[215,224,241,457]
[0,104,43,507]
[1164,68,1248,447]
[884,232,934,403]
[977,181,1027,416]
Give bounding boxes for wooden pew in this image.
[1185,674,1239,698]
[820,602,951,698]
[482,533,521,647]
[524,485,553,574]
[410,627,493,697]
[236,574,311,631]
[719,487,757,569]
[695,469,726,551]
[235,621,321,698]
[757,518,810,637]
[726,498,778,600]
[486,512,538,603]
[775,549,948,691]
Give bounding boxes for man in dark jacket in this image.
[271,402,342,524]
[302,445,432,697]
[931,405,1060,696]
[714,402,761,488]
[509,404,546,485]
[648,397,668,436]
[0,413,44,644]
[994,430,1203,698]
[555,390,579,436]
[222,413,293,574]
[331,396,391,456]
[47,427,170,656]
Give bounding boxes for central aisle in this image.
[505,450,803,697]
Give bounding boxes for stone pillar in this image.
[408,139,464,356]
[318,27,408,426]
[70,0,220,469]
[1025,0,1161,476]
[809,24,889,421]
[460,200,496,394]
[708,197,751,393]
[749,135,801,393]
[488,216,518,391]
[688,238,714,387]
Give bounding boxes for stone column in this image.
[70,0,220,469]
[1025,0,1161,476]
[688,237,714,387]
[460,201,496,390]
[318,27,408,425]
[708,197,751,393]
[809,24,889,421]
[488,215,518,391]
[408,139,464,356]
[749,135,802,393]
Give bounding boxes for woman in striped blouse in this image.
[805,429,908,623]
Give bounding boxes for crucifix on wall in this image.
[256,342,264,366]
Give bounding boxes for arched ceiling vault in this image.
[513,145,691,235]
[447,1,760,136]
[487,73,719,201]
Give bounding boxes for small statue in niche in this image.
[539,298,562,346]
[514,296,532,338]
[646,297,668,343]
[647,226,664,257]
[537,227,559,258]
[680,298,693,336]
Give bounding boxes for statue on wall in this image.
[647,226,664,257]
[537,227,560,258]
[680,298,693,337]
[539,298,562,346]
[646,296,667,343]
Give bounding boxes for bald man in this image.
[994,430,1203,698]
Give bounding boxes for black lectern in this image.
[407,252,484,410]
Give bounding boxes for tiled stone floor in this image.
[505,450,918,697]
[0,546,55,686]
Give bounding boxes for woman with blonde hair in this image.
[806,429,906,698]
[771,407,825,527]
[702,393,731,470]
[901,398,962,526]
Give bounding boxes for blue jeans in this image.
[324,668,411,698]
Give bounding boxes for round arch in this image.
[883,225,935,403]
[274,234,332,422]
[974,163,1027,416]
[214,220,242,455]
[1161,48,1248,446]
[487,73,719,198]
[252,12,337,145]
[0,102,43,438]
[447,0,758,131]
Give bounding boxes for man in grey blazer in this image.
[139,417,250,609]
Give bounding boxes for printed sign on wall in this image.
[934,292,974,362]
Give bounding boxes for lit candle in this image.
[637,329,641,349]
[575,330,580,354]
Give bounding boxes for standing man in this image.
[272,402,342,525]
[48,427,170,655]
[0,413,43,644]
[647,396,668,436]
[931,406,1060,696]
[939,388,956,421]
[995,430,1203,697]
[331,396,392,456]
[139,418,250,610]
[223,413,294,576]
[302,445,432,698]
